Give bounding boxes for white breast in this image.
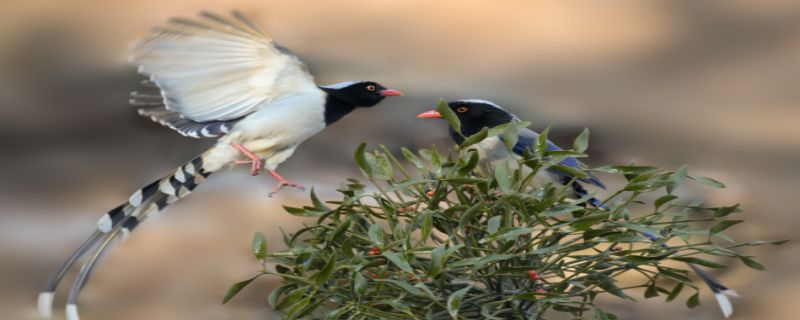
[203,90,327,172]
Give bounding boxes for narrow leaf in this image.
[252,232,267,261]
[314,254,337,286]
[461,127,489,148]
[383,251,415,274]
[438,99,461,134]
[691,175,726,188]
[710,220,744,234]
[222,275,259,304]
[739,256,765,271]
[447,285,473,319]
[573,128,590,153]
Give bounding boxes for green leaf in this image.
[623,180,673,192]
[479,227,534,244]
[713,204,741,217]
[401,147,425,170]
[570,213,609,231]
[325,307,350,320]
[494,160,513,192]
[354,272,367,295]
[612,221,660,237]
[373,279,425,296]
[458,150,480,176]
[461,127,489,148]
[502,121,521,150]
[595,308,610,320]
[354,142,371,177]
[329,218,352,242]
[672,257,725,269]
[222,275,259,304]
[739,256,765,271]
[310,188,330,211]
[487,216,502,234]
[666,283,684,302]
[383,251,415,274]
[252,232,267,261]
[314,254,337,286]
[573,128,590,153]
[438,99,461,134]
[593,165,660,175]
[668,165,688,194]
[710,220,744,234]
[275,287,308,311]
[459,203,484,231]
[737,239,789,246]
[691,175,726,188]
[368,224,384,246]
[550,164,590,180]
[268,284,293,307]
[536,126,552,153]
[686,292,700,309]
[654,195,678,210]
[644,282,659,298]
[420,213,433,242]
[283,205,317,217]
[447,285,472,319]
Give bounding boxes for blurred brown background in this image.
[1,1,798,319]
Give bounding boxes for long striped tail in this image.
[38,154,212,320]
[575,184,738,318]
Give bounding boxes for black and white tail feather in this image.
[38,154,212,319]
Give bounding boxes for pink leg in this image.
[265,170,305,197]
[230,143,304,196]
[231,143,263,176]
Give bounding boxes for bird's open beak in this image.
[416,110,442,118]
[379,89,404,97]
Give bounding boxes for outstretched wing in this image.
[511,127,605,189]
[130,11,316,123]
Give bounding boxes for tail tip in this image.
[97,214,113,233]
[66,304,80,320]
[37,292,54,318]
[715,290,739,318]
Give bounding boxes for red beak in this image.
[379,89,404,97]
[416,110,442,118]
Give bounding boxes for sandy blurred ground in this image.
[1,1,799,319]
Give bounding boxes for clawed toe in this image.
[269,180,305,197]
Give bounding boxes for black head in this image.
[417,99,517,141]
[321,81,403,107]
[320,81,403,125]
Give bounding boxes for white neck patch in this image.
[320,81,365,90]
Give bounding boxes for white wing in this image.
[130,11,317,122]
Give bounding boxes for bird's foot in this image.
[266,170,305,197]
[231,143,263,176]
[269,179,305,197]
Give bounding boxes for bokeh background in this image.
[1,1,798,319]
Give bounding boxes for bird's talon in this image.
[268,180,304,196]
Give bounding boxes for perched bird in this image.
[417,99,738,318]
[39,11,402,320]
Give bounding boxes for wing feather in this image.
[130,11,316,122]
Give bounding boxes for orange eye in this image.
[456,107,469,113]
[366,85,376,91]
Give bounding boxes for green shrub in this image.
[224,125,784,319]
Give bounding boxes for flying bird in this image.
[417,99,738,318]
[39,11,402,320]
